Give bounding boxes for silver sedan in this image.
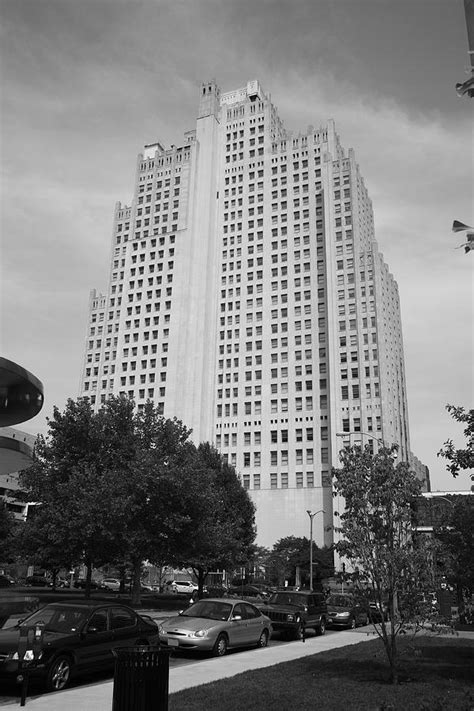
[158,598,272,656]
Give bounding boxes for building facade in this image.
[79,79,425,548]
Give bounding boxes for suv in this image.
[261,590,327,639]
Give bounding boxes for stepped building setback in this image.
[79,80,427,548]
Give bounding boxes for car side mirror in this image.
[232,615,242,621]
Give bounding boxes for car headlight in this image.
[189,629,207,638]
[7,652,19,661]
[335,612,350,618]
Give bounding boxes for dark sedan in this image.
[0,600,159,691]
[326,594,369,629]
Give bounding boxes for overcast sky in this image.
[1,0,472,491]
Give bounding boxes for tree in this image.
[109,405,196,604]
[267,537,333,588]
[18,396,197,601]
[434,496,474,622]
[171,443,256,597]
[19,396,137,596]
[438,405,474,482]
[332,444,436,684]
[0,501,15,565]
[12,503,76,586]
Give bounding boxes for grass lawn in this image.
[169,635,474,710]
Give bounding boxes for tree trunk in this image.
[84,561,93,600]
[130,561,142,606]
[456,581,465,622]
[378,612,399,684]
[195,566,207,600]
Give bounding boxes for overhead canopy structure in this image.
[0,357,44,428]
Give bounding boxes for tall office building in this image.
[79,80,425,548]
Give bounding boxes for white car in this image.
[101,578,121,591]
[165,580,198,594]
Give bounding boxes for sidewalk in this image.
[14,628,377,710]
[8,624,474,710]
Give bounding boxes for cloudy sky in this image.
[1,0,472,490]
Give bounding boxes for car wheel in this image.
[46,655,73,692]
[257,629,269,648]
[213,633,228,657]
[291,619,303,640]
[349,616,356,630]
[316,618,326,636]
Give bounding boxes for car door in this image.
[76,608,114,671]
[110,606,139,650]
[242,603,265,644]
[228,603,249,647]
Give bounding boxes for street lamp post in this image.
[306,509,325,591]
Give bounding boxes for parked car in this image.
[260,590,327,639]
[48,577,70,589]
[0,600,159,691]
[25,575,50,587]
[164,580,198,594]
[100,578,121,591]
[158,598,272,656]
[0,575,16,588]
[226,585,271,601]
[139,583,157,592]
[326,593,369,629]
[72,580,102,590]
[367,595,390,622]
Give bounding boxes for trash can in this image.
[112,646,170,711]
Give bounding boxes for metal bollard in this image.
[112,646,170,711]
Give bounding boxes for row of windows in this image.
[240,472,318,490]
[216,397,317,417]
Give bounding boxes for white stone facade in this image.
[79,80,424,548]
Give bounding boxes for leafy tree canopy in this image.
[170,443,256,595]
[0,501,15,564]
[332,444,436,684]
[434,496,474,618]
[438,405,474,481]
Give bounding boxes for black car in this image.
[261,590,327,639]
[0,575,16,588]
[25,575,51,587]
[0,600,159,691]
[226,585,271,601]
[71,579,102,590]
[326,593,369,629]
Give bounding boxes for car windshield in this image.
[182,601,232,621]
[19,606,89,633]
[327,595,352,607]
[269,593,305,606]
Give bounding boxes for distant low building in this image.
[414,491,473,533]
[0,427,37,520]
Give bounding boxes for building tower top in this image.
[198,79,221,119]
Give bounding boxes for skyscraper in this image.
[79,79,425,548]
